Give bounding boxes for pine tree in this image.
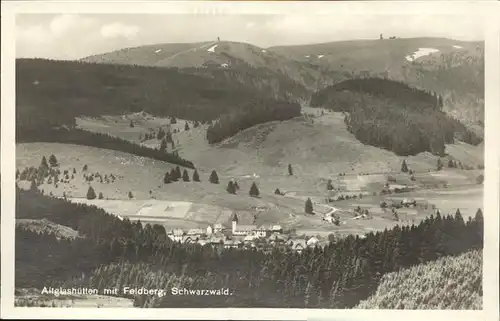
[209,170,219,184]
[327,179,334,191]
[175,166,181,180]
[40,156,49,169]
[98,192,104,199]
[233,181,240,190]
[73,168,76,174]
[182,169,190,182]
[305,198,314,214]
[194,120,200,128]
[448,159,455,168]
[288,164,293,176]
[163,172,171,184]
[83,164,88,172]
[437,158,443,171]
[165,131,173,143]
[129,120,134,128]
[249,182,260,197]
[29,179,38,192]
[185,122,190,131]
[192,169,200,182]
[86,186,96,200]
[227,181,236,194]
[476,174,484,184]
[128,191,133,199]
[170,168,178,181]
[157,128,165,140]
[170,116,177,125]
[274,188,282,195]
[16,169,20,180]
[159,138,167,152]
[49,154,59,167]
[401,160,408,173]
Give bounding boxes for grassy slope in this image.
[357,249,482,309]
[16,219,81,240]
[18,108,483,237]
[81,40,342,91]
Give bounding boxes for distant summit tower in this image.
[380,33,384,40]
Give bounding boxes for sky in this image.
[16,13,486,60]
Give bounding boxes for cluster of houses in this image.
[166,213,320,253]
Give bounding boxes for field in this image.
[17,107,483,239]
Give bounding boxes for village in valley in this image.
[166,213,319,252]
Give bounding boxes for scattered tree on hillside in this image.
[327,179,334,191]
[160,138,168,152]
[175,167,182,180]
[49,154,59,167]
[98,192,104,200]
[83,164,88,172]
[275,188,282,195]
[185,122,190,131]
[170,116,177,125]
[448,159,456,168]
[194,120,200,128]
[227,181,236,195]
[305,198,314,214]
[128,191,133,199]
[476,174,484,184]
[86,186,96,200]
[249,182,260,197]
[163,172,171,184]
[170,168,178,181]
[182,170,190,182]
[192,170,200,182]
[40,156,49,169]
[437,159,443,171]
[73,168,76,174]
[29,179,38,192]
[129,120,134,128]
[288,164,293,176]
[209,170,219,184]
[233,181,240,190]
[16,169,20,180]
[401,160,408,173]
[157,128,165,140]
[165,131,173,143]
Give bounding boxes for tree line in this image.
[17,127,195,168]
[311,78,481,156]
[16,186,483,308]
[206,98,301,144]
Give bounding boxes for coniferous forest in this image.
[16,187,483,308]
[206,99,301,144]
[17,127,195,168]
[16,58,304,135]
[311,78,482,156]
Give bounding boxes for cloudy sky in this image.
[16,13,486,60]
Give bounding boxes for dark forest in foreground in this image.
[16,187,483,308]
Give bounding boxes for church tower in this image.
[231,213,238,234]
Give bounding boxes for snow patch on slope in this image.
[453,45,463,49]
[155,49,162,53]
[207,44,218,53]
[405,48,439,62]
